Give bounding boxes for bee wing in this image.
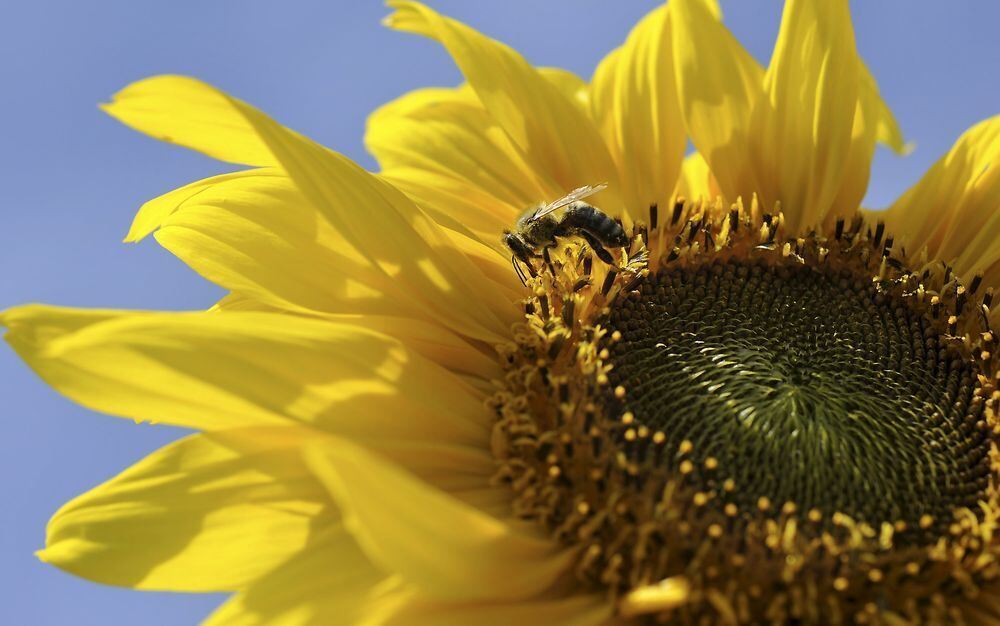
[528,183,608,222]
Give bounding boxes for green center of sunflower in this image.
[603,259,990,538]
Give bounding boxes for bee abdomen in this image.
[561,203,628,248]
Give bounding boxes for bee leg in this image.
[542,246,556,275]
[524,257,539,278]
[580,231,616,266]
[511,253,538,286]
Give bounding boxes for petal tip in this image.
[381,0,432,36]
[122,224,147,244]
[0,305,39,335]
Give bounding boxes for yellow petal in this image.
[378,591,614,626]
[210,292,277,313]
[101,75,277,166]
[944,167,1000,289]
[827,63,907,219]
[307,438,574,602]
[590,48,622,132]
[204,523,391,626]
[868,64,907,156]
[878,115,1000,260]
[591,4,686,215]
[130,167,520,335]
[539,67,591,114]
[363,439,498,498]
[330,313,501,382]
[38,427,328,591]
[750,0,861,231]
[129,168,387,313]
[384,1,622,213]
[205,294,502,383]
[113,75,515,343]
[369,69,599,248]
[218,85,514,344]
[1,306,489,445]
[442,228,523,301]
[366,84,553,242]
[670,0,763,203]
[676,152,720,202]
[210,535,611,626]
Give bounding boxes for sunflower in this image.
[5,0,1000,624]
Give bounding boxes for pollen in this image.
[489,197,1000,625]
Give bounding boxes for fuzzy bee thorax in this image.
[517,212,559,247]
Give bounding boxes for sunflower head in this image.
[5,1,1000,625]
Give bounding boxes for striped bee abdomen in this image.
[559,202,628,248]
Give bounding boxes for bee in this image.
[503,183,628,284]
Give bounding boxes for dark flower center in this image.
[604,259,990,539]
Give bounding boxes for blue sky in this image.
[1,1,997,624]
